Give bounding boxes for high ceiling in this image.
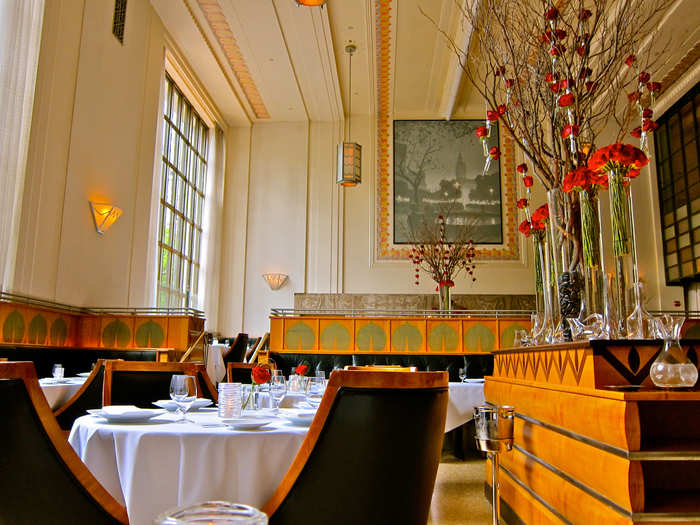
[150,0,482,127]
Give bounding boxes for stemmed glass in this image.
[305,376,326,409]
[458,367,467,382]
[169,375,197,422]
[269,372,286,410]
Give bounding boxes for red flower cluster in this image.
[523,175,534,187]
[561,124,580,138]
[475,126,488,139]
[295,362,309,376]
[516,163,528,174]
[588,143,649,175]
[562,167,607,193]
[251,364,271,385]
[516,198,528,209]
[531,204,549,223]
[518,218,546,237]
[489,146,501,160]
[487,110,499,122]
[625,55,636,67]
[558,93,575,107]
[439,279,455,287]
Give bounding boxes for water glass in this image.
[269,375,286,409]
[218,383,242,419]
[170,375,197,422]
[305,376,325,408]
[52,364,64,379]
[155,501,268,524]
[458,367,466,382]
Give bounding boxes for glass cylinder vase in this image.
[607,169,637,337]
[438,283,452,312]
[547,188,582,341]
[532,234,555,344]
[578,189,605,327]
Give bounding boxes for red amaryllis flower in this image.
[251,365,271,385]
[516,163,528,173]
[580,9,592,20]
[518,219,532,237]
[531,204,549,223]
[495,66,506,76]
[487,110,499,122]
[588,143,649,173]
[497,104,507,115]
[627,91,641,102]
[440,279,455,287]
[647,81,661,93]
[540,31,552,43]
[642,119,659,133]
[295,363,309,376]
[516,198,528,209]
[625,55,636,67]
[505,78,514,88]
[475,126,488,139]
[585,81,596,92]
[545,72,557,83]
[545,7,558,20]
[642,108,653,118]
[579,68,593,80]
[630,127,643,138]
[550,45,564,56]
[531,220,546,231]
[549,81,561,93]
[558,93,575,107]
[561,124,580,138]
[560,78,575,90]
[523,175,534,187]
[553,29,566,40]
[489,146,501,160]
[638,71,651,84]
[577,46,586,57]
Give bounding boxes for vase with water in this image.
[650,315,698,388]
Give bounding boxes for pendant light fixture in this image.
[337,43,362,187]
[294,0,327,6]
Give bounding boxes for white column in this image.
[0,0,45,291]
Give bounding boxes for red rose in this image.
[497,104,507,115]
[487,110,499,122]
[549,81,561,93]
[531,204,549,222]
[545,7,558,20]
[642,108,653,118]
[295,364,309,376]
[531,220,546,231]
[561,124,580,138]
[577,46,586,57]
[545,72,557,83]
[647,81,661,93]
[560,78,574,90]
[558,93,575,107]
[505,78,514,88]
[251,365,271,385]
[518,219,532,237]
[489,146,501,160]
[475,126,488,139]
[579,68,593,80]
[642,119,659,133]
[638,71,650,84]
[550,45,564,56]
[516,198,528,209]
[553,29,566,40]
[516,163,528,173]
[630,127,642,138]
[625,55,636,67]
[523,175,534,188]
[580,9,592,20]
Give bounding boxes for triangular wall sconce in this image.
[89,201,123,235]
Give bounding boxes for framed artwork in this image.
[393,120,502,245]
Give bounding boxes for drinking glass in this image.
[305,376,325,409]
[52,364,64,380]
[155,501,268,524]
[170,375,197,422]
[458,367,467,382]
[269,375,286,410]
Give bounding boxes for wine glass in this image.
[170,375,197,422]
[52,364,64,380]
[458,367,466,382]
[305,376,325,409]
[269,374,286,410]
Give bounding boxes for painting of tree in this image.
[393,120,502,244]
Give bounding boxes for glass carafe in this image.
[650,315,698,388]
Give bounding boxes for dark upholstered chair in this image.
[222,333,248,364]
[227,362,255,383]
[103,361,216,407]
[54,359,107,431]
[0,361,128,524]
[263,370,448,525]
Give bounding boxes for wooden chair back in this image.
[226,362,255,383]
[222,333,248,364]
[103,360,212,407]
[0,361,128,524]
[263,370,448,524]
[54,359,107,431]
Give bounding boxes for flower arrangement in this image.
[295,361,310,376]
[242,364,272,410]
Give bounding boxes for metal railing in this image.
[270,308,533,318]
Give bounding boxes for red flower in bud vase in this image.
[251,365,271,385]
[638,71,650,84]
[560,78,574,90]
[630,127,642,138]
[295,362,310,376]
[545,72,557,83]
[579,68,593,80]
[523,175,534,188]
[577,45,586,57]
[489,146,501,160]
[561,124,580,138]
[495,66,506,76]
[516,163,528,174]
[497,104,507,115]
[642,119,659,133]
[544,7,558,20]
[505,79,514,88]
[475,126,488,138]
[487,110,499,122]
[516,198,528,209]
[580,9,592,21]
[553,29,566,40]
[625,55,636,67]
[540,31,552,43]
[585,81,596,93]
[647,82,661,93]
[642,108,653,119]
[550,45,564,56]
[518,219,533,237]
[549,81,561,93]
[558,93,575,107]
[627,91,641,102]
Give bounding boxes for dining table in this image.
[39,376,87,409]
[445,380,486,432]
[69,409,309,525]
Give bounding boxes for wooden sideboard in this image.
[485,340,700,524]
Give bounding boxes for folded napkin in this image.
[101,405,141,415]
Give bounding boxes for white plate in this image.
[87,408,167,423]
[153,398,213,411]
[279,409,316,426]
[40,378,71,384]
[221,417,273,430]
[463,378,485,383]
[77,372,91,378]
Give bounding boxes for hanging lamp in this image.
[337,44,362,187]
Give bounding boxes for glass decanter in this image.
[650,315,698,388]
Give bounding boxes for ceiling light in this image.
[337,43,361,187]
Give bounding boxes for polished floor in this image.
[428,453,492,525]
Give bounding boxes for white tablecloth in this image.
[445,381,485,432]
[206,344,227,383]
[69,411,308,525]
[39,377,86,409]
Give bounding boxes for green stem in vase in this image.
[609,169,631,257]
[578,189,601,269]
[533,236,544,293]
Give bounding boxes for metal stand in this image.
[474,405,515,525]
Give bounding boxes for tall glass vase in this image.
[533,235,555,344]
[438,283,452,312]
[547,188,582,341]
[578,189,605,326]
[607,169,637,337]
